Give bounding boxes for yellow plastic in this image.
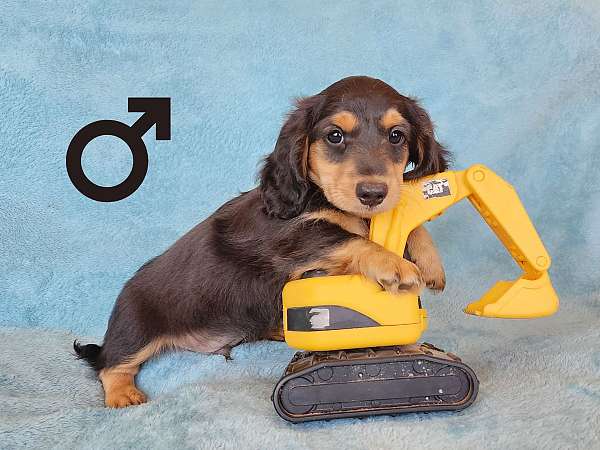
[283,275,427,350]
[283,164,559,351]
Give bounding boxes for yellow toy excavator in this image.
[272,164,559,422]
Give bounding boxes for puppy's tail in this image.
[73,340,105,372]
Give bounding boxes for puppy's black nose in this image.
[356,182,388,207]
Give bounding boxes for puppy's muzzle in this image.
[356,182,388,207]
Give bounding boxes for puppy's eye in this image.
[389,128,405,145]
[327,129,344,145]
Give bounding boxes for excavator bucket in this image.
[464,272,559,318]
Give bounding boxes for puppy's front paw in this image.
[421,263,446,293]
[405,226,446,293]
[365,254,424,295]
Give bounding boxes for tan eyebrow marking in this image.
[330,111,358,133]
[380,108,409,130]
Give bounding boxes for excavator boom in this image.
[370,164,558,318]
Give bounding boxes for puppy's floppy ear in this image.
[403,100,451,181]
[259,95,326,219]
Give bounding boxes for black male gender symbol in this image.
[66,97,171,202]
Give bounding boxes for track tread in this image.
[273,343,478,422]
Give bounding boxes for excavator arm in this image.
[370,164,559,318]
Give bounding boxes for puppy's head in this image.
[260,76,450,219]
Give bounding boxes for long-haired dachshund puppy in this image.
[75,76,450,408]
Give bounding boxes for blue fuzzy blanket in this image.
[1,1,599,448]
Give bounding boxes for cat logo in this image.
[423,179,451,199]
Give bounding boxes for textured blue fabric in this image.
[1,1,599,448]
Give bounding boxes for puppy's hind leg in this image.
[98,338,170,408]
[100,367,146,408]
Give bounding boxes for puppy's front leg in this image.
[406,226,446,292]
[294,237,424,294]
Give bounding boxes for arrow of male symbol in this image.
[66,97,171,202]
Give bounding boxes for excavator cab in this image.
[272,165,558,422]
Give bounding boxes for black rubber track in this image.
[272,343,478,423]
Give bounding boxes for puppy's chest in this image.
[301,209,369,238]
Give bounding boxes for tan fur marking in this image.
[309,140,360,211]
[308,139,409,217]
[99,369,147,408]
[98,337,175,408]
[380,108,409,130]
[391,147,409,189]
[406,226,446,292]
[300,209,369,237]
[291,238,423,294]
[331,110,358,133]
